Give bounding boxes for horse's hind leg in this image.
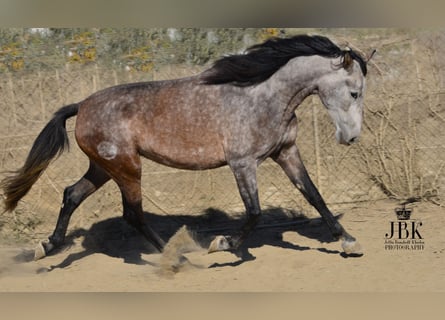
[105,156,165,252]
[35,161,110,260]
[119,185,165,252]
[272,144,363,256]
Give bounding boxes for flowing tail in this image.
[1,103,79,212]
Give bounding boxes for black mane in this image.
[202,35,367,87]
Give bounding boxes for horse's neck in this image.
[257,55,334,110]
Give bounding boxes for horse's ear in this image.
[367,49,377,62]
[343,50,353,72]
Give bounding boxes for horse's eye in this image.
[350,92,358,99]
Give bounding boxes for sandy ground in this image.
[0,199,444,292]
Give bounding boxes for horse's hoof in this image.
[34,239,54,261]
[208,235,231,253]
[341,238,363,257]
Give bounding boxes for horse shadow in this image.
[42,207,344,271]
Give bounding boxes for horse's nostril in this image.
[349,137,359,144]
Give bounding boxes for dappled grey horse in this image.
[1,35,370,260]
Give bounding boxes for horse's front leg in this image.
[208,159,261,253]
[273,143,363,256]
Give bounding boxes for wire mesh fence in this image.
[0,29,444,241]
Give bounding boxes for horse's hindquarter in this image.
[75,79,227,170]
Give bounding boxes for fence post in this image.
[7,73,17,127]
[55,69,64,105]
[92,69,97,92]
[94,64,100,90]
[38,71,46,120]
[312,97,322,192]
[113,69,119,86]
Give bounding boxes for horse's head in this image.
[317,50,368,145]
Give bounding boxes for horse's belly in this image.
[137,133,226,170]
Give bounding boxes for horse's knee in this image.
[62,185,82,209]
[62,187,76,212]
[63,179,95,208]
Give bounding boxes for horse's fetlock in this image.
[63,186,82,207]
[48,235,63,247]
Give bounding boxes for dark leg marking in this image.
[273,144,362,256]
[35,162,110,259]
